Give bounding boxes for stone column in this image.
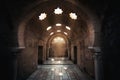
[68,46,71,60]
[88,47,103,80]
[11,47,25,80]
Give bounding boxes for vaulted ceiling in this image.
[24,0,89,42]
[4,0,111,43]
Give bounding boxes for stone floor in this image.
[27,58,94,80]
[44,57,73,65]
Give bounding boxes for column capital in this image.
[88,46,101,53]
[9,47,25,58]
[88,46,101,59]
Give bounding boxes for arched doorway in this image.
[46,33,69,58]
[50,36,67,57]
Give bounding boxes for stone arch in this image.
[46,33,69,58]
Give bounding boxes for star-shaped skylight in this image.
[39,13,47,20]
[69,13,77,20]
[54,7,63,15]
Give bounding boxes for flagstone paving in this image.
[27,58,94,80]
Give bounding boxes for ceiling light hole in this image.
[39,13,47,20]
[54,7,63,15]
[69,13,77,20]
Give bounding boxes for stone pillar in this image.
[68,47,71,60]
[88,47,103,80]
[46,47,49,60]
[94,52,103,80]
[11,47,25,80]
[44,44,47,61]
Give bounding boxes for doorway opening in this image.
[50,36,67,58]
[38,46,43,64]
[74,46,77,64]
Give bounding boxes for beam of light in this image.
[69,12,77,20]
[54,7,63,15]
[39,13,47,20]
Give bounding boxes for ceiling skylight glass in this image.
[50,32,54,35]
[64,32,68,35]
[56,23,62,26]
[54,7,63,15]
[46,26,52,31]
[39,13,47,20]
[66,26,71,30]
[69,13,77,20]
[57,30,61,32]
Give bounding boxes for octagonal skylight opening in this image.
[54,7,63,15]
[56,23,62,26]
[69,13,77,20]
[66,26,71,30]
[46,26,52,31]
[39,13,47,20]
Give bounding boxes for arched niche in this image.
[46,33,69,58]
